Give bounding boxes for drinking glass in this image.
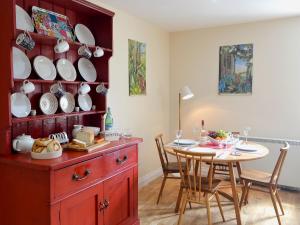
[175,130,183,148]
[243,127,251,143]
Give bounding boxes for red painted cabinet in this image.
[0,139,142,225]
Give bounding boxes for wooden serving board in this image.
[63,140,110,152]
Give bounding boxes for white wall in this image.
[91,0,170,179]
[170,17,300,188]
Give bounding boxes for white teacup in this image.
[54,38,70,54]
[78,45,92,58]
[93,46,104,57]
[50,82,65,97]
[78,83,91,95]
[96,83,108,95]
[20,80,35,94]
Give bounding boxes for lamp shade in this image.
[180,86,194,100]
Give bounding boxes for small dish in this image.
[60,92,75,113]
[75,24,95,46]
[39,93,58,115]
[13,47,31,79]
[56,58,77,81]
[78,94,92,111]
[16,5,34,32]
[78,58,97,82]
[34,56,57,80]
[11,92,31,118]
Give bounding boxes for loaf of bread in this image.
[75,130,94,145]
[32,138,62,153]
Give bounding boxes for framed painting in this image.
[219,44,253,95]
[128,39,146,96]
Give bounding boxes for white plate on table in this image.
[235,143,259,152]
[40,93,58,115]
[75,24,95,46]
[34,56,57,80]
[11,92,31,118]
[78,94,92,111]
[173,139,197,146]
[16,5,34,32]
[56,58,77,81]
[13,47,31,79]
[60,92,75,113]
[78,58,97,82]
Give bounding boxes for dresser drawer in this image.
[54,156,104,198]
[103,145,137,175]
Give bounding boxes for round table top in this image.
[164,142,269,163]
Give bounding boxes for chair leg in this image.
[244,182,252,205]
[275,190,285,215]
[177,193,187,225]
[239,180,247,208]
[270,187,282,225]
[215,192,225,222]
[175,185,183,213]
[205,194,212,225]
[156,175,167,204]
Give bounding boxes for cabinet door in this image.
[60,184,104,225]
[103,169,134,225]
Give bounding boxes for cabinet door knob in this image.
[104,199,110,208]
[98,202,106,211]
[116,155,128,164]
[72,169,91,181]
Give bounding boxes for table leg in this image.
[228,162,242,225]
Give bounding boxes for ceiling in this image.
[97,0,300,31]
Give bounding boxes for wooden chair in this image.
[174,148,225,225]
[239,142,289,225]
[155,134,186,204]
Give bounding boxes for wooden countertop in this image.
[0,138,143,171]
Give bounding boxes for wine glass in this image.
[175,130,183,148]
[243,127,251,144]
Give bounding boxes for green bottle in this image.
[105,107,113,131]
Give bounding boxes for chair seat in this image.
[182,175,222,193]
[165,162,186,173]
[240,169,273,184]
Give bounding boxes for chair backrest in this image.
[270,142,289,186]
[174,148,216,202]
[155,134,169,170]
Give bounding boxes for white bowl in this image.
[31,150,62,159]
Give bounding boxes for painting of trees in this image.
[128,39,146,95]
[219,44,253,94]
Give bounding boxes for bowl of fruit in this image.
[207,130,228,146]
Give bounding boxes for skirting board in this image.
[138,168,162,189]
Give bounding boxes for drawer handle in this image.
[72,169,91,181]
[98,202,106,211]
[104,199,110,208]
[116,155,128,164]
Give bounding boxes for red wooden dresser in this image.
[0,0,142,225]
[0,138,142,225]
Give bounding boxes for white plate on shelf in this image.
[78,58,97,82]
[16,5,34,32]
[78,94,92,111]
[56,58,77,81]
[173,139,197,146]
[13,47,31,79]
[60,92,75,113]
[39,92,58,115]
[75,24,95,46]
[11,92,31,118]
[33,56,57,80]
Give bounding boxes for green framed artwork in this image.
[219,44,253,95]
[128,39,146,96]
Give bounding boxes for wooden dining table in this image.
[164,142,269,225]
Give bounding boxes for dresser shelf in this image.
[11,110,105,124]
[14,79,109,86]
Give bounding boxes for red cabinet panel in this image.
[103,169,134,225]
[60,184,104,225]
